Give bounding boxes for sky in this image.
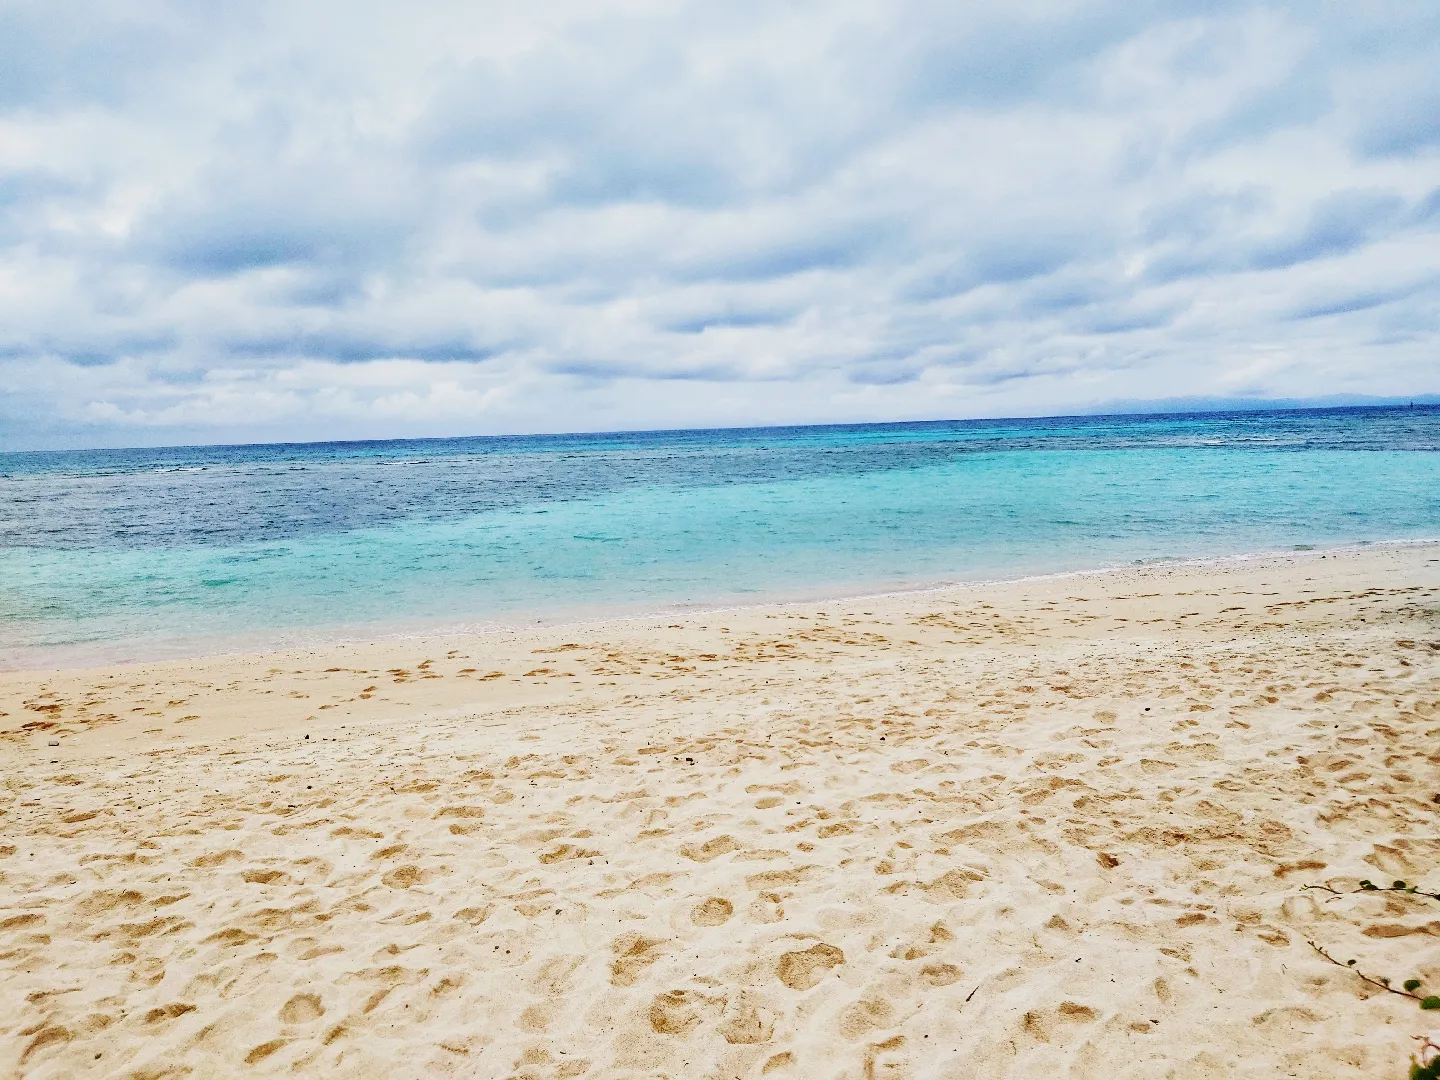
[1,1,1439,450]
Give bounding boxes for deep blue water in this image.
[3,406,1439,665]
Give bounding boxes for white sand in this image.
[3,544,1440,1078]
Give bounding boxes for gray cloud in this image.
[224,332,499,364]
[1,1,1438,450]
[1250,188,1405,270]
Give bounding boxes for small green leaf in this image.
[1360,880,1377,890]
[1420,996,1440,1010]
[1395,880,1409,889]
[1405,979,1423,992]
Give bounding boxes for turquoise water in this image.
[3,407,1439,665]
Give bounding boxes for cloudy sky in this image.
[2,1,1438,449]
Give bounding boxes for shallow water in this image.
[3,406,1439,665]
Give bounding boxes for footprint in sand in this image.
[680,835,741,862]
[837,995,895,1040]
[649,990,703,1035]
[611,934,667,986]
[918,962,961,987]
[279,993,325,1023]
[718,991,774,1045]
[776,943,844,990]
[749,893,785,923]
[692,897,734,926]
[381,865,430,888]
[1021,1001,1099,1042]
[518,1001,558,1033]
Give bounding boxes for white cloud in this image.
[1,0,1438,448]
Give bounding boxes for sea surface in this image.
[3,406,1440,667]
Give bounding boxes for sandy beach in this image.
[3,543,1440,1078]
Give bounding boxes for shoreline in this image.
[3,539,1438,763]
[5,535,1438,675]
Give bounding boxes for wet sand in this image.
[3,544,1440,1078]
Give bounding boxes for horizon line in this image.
[4,393,1439,457]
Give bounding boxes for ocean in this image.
[3,406,1439,667]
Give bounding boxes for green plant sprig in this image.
[1307,939,1440,1008]
[1304,879,1440,904]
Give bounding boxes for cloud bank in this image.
[1,0,1438,448]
